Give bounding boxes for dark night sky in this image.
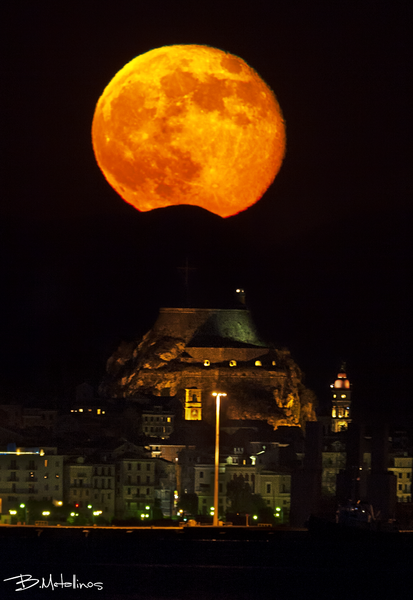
[1,2,412,424]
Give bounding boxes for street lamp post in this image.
[212,392,226,526]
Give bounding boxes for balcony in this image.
[70,483,92,488]
[25,477,38,482]
[0,488,38,494]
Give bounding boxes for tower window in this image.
[229,360,237,367]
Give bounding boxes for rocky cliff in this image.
[100,307,317,429]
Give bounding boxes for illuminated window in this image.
[333,394,337,398]
[167,417,171,423]
[204,360,210,367]
[332,408,336,418]
[341,394,347,399]
[97,409,101,415]
[44,460,48,467]
[255,361,262,367]
[229,360,237,367]
[79,409,83,413]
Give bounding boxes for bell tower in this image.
[185,388,202,420]
[330,363,352,432]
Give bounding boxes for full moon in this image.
[92,45,286,218]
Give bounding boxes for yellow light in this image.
[42,511,50,516]
[9,510,17,515]
[20,503,25,508]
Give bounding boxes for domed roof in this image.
[333,366,351,389]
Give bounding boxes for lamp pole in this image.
[212,392,226,526]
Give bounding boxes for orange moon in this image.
[92,45,286,218]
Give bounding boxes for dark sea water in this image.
[0,527,412,600]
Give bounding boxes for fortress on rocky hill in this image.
[100,305,317,429]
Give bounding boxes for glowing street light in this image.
[212,392,226,526]
[20,503,28,524]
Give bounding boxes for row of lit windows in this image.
[143,426,172,433]
[70,408,106,414]
[332,408,350,418]
[143,416,172,422]
[203,360,275,368]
